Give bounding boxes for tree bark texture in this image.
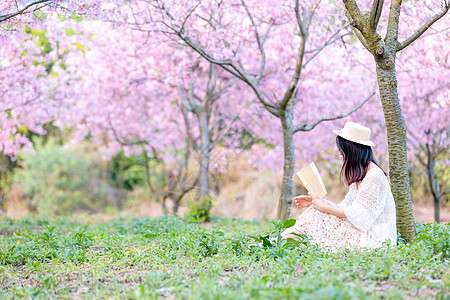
[196,108,210,200]
[277,101,295,220]
[375,58,416,242]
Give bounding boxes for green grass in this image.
[0,215,449,299]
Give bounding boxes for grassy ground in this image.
[0,215,449,299]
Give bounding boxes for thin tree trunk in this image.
[173,195,182,214]
[376,60,415,242]
[277,102,295,220]
[161,196,168,215]
[143,153,157,209]
[196,108,210,200]
[434,196,440,223]
[425,146,440,222]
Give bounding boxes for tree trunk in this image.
[277,102,295,220]
[375,58,416,242]
[425,148,440,223]
[196,108,210,200]
[173,195,182,214]
[161,196,168,215]
[434,196,440,223]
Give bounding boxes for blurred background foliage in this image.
[108,151,148,191]
[12,138,124,215]
[0,127,448,221]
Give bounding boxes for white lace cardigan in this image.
[337,167,397,248]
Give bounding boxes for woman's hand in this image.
[308,193,347,218]
[308,192,327,212]
[294,195,312,208]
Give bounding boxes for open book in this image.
[293,162,327,199]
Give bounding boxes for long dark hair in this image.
[336,135,385,186]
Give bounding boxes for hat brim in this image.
[333,130,376,147]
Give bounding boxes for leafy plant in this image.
[248,219,311,259]
[186,195,213,223]
[414,222,450,260]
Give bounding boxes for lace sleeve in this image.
[337,185,354,208]
[343,173,386,232]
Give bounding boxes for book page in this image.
[293,162,327,199]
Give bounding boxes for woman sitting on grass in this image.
[282,122,397,250]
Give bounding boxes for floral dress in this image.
[282,168,397,251]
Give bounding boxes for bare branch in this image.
[255,18,275,84]
[415,153,426,167]
[208,78,238,105]
[341,0,363,23]
[0,0,52,23]
[397,2,450,52]
[385,0,403,46]
[107,115,147,146]
[343,9,371,51]
[305,27,349,54]
[154,1,281,117]
[431,147,445,160]
[261,19,275,46]
[279,36,306,109]
[369,0,384,30]
[295,0,305,36]
[241,0,261,46]
[171,178,199,203]
[178,2,201,34]
[245,81,280,117]
[182,37,249,81]
[294,84,376,133]
[209,116,238,150]
[307,0,323,29]
[440,189,450,198]
[303,31,351,68]
[354,28,372,51]
[279,0,308,109]
[175,34,280,116]
[205,63,218,101]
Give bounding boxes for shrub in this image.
[108,151,148,190]
[186,196,213,223]
[13,139,120,215]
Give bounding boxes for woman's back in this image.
[340,167,397,247]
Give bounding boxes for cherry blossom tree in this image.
[339,0,449,240]
[0,1,102,25]
[1,1,58,25]
[0,14,89,215]
[0,15,85,159]
[409,116,449,223]
[397,21,450,222]
[1,9,242,212]
[174,61,239,201]
[119,0,377,220]
[61,20,243,212]
[58,23,190,213]
[3,0,447,229]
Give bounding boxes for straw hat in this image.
[333,122,375,147]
